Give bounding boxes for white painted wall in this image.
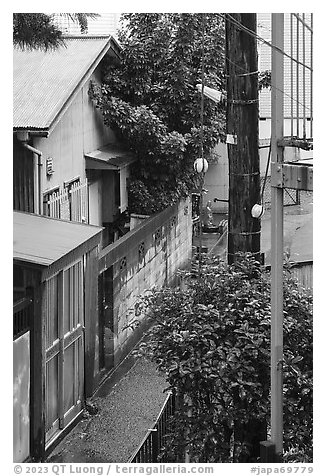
[13,333,30,463]
[204,116,313,213]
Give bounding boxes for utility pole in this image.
[225,13,261,264]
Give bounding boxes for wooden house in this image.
[13,34,136,235]
[13,212,102,461]
[13,35,136,461]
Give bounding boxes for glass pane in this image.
[63,344,75,414]
[63,262,82,333]
[46,356,58,430]
[63,269,70,334]
[46,277,59,347]
[78,337,84,401]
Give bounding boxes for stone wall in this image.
[97,197,192,382]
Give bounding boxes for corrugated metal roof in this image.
[13,211,102,267]
[13,36,118,131]
[85,143,137,170]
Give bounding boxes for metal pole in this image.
[271,13,284,461]
[290,14,294,138]
[302,14,306,140]
[310,14,313,139]
[296,15,300,138]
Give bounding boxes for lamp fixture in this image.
[194,157,208,174]
[251,203,264,219]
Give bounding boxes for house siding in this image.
[35,67,114,196]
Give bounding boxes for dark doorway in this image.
[98,266,114,372]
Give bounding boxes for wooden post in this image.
[225,13,261,264]
[260,441,276,463]
[270,13,284,461]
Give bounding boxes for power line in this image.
[223,52,312,114]
[222,13,313,73]
[292,13,313,34]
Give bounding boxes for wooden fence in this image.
[45,180,88,223]
[288,260,313,290]
[128,391,176,463]
[265,260,313,290]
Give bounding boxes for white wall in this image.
[35,68,114,195]
[13,334,30,463]
[204,117,312,213]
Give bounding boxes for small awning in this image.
[13,211,102,268]
[85,143,137,170]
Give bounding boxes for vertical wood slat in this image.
[57,272,65,429]
[30,279,46,461]
[70,180,88,223]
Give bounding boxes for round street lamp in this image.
[194,157,208,174]
[251,203,265,219]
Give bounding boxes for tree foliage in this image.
[13,13,98,51]
[135,254,313,462]
[89,13,226,215]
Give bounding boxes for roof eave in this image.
[14,36,122,136]
[13,128,50,138]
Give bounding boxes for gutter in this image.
[19,138,43,215]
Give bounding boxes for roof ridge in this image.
[62,34,113,39]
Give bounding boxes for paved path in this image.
[46,357,167,463]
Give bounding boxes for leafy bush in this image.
[136,254,312,462]
[88,14,226,215]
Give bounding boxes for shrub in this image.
[136,254,313,462]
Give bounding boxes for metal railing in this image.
[128,391,176,463]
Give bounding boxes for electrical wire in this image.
[224,53,311,114]
[292,13,313,34]
[223,13,313,72]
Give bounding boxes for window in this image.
[43,179,88,223]
[43,187,61,218]
[64,178,88,222]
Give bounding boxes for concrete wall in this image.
[97,197,193,379]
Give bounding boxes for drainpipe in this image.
[20,140,43,215]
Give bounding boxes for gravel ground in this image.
[46,358,167,463]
